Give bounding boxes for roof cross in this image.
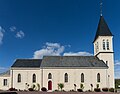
[100,0,103,16]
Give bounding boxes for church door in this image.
[48,81,52,90]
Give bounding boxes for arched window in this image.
[81,73,84,83]
[106,40,109,50]
[48,73,52,79]
[103,40,105,50]
[18,74,21,83]
[64,73,68,82]
[97,73,100,82]
[33,74,36,83]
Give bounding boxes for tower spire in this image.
[100,0,103,16]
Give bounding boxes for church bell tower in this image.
[93,0,114,88]
[93,15,114,88]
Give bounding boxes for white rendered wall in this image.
[94,36,114,88]
[97,53,114,88]
[11,68,41,90]
[94,36,113,55]
[10,67,108,91]
[42,68,108,91]
[0,76,10,90]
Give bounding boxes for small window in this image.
[97,73,100,82]
[18,74,21,83]
[48,73,52,79]
[3,79,7,86]
[106,61,108,65]
[64,73,68,83]
[103,40,105,50]
[81,73,84,83]
[33,74,36,83]
[106,40,109,50]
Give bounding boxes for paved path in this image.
[17,92,120,94]
[0,91,120,94]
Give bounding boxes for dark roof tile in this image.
[93,16,113,42]
[0,70,10,76]
[11,59,42,68]
[11,56,108,69]
[41,56,108,68]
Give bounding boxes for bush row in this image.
[8,87,115,92]
[8,87,47,92]
[94,88,115,92]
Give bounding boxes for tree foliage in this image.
[58,83,64,91]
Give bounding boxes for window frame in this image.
[81,73,84,83]
[64,73,68,83]
[48,73,52,79]
[106,40,109,50]
[103,40,106,50]
[32,74,36,83]
[97,73,100,82]
[3,79,7,86]
[17,74,21,83]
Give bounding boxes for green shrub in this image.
[96,84,99,88]
[31,84,36,90]
[36,83,40,91]
[54,89,59,91]
[9,87,17,91]
[102,88,108,92]
[80,83,84,89]
[41,87,47,91]
[77,89,83,92]
[70,89,75,92]
[58,83,64,91]
[94,88,101,92]
[62,90,66,92]
[28,88,34,91]
[109,88,114,92]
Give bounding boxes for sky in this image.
[0,0,120,78]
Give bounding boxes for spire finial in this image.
[100,0,103,16]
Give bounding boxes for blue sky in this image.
[0,0,120,78]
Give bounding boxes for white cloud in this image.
[33,42,65,59]
[0,26,5,32]
[0,67,7,70]
[114,60,120,78]
[63,51,93,56]
[0,26,24,44]
[9,26,25,39]
[114,60,120,66]
[33,42,93,59]
[16,30,25,38]
[0,26,5,44]
[10,26,16,32]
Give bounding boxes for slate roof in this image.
[11,59,42,68]
[0,70,10,76]
[93,16,113,42]
[11,56,108,69]
[41,56,108,68]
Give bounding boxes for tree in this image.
[80,83,84,90]
[58,83,64,91]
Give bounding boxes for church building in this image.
[0,15,115,91]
